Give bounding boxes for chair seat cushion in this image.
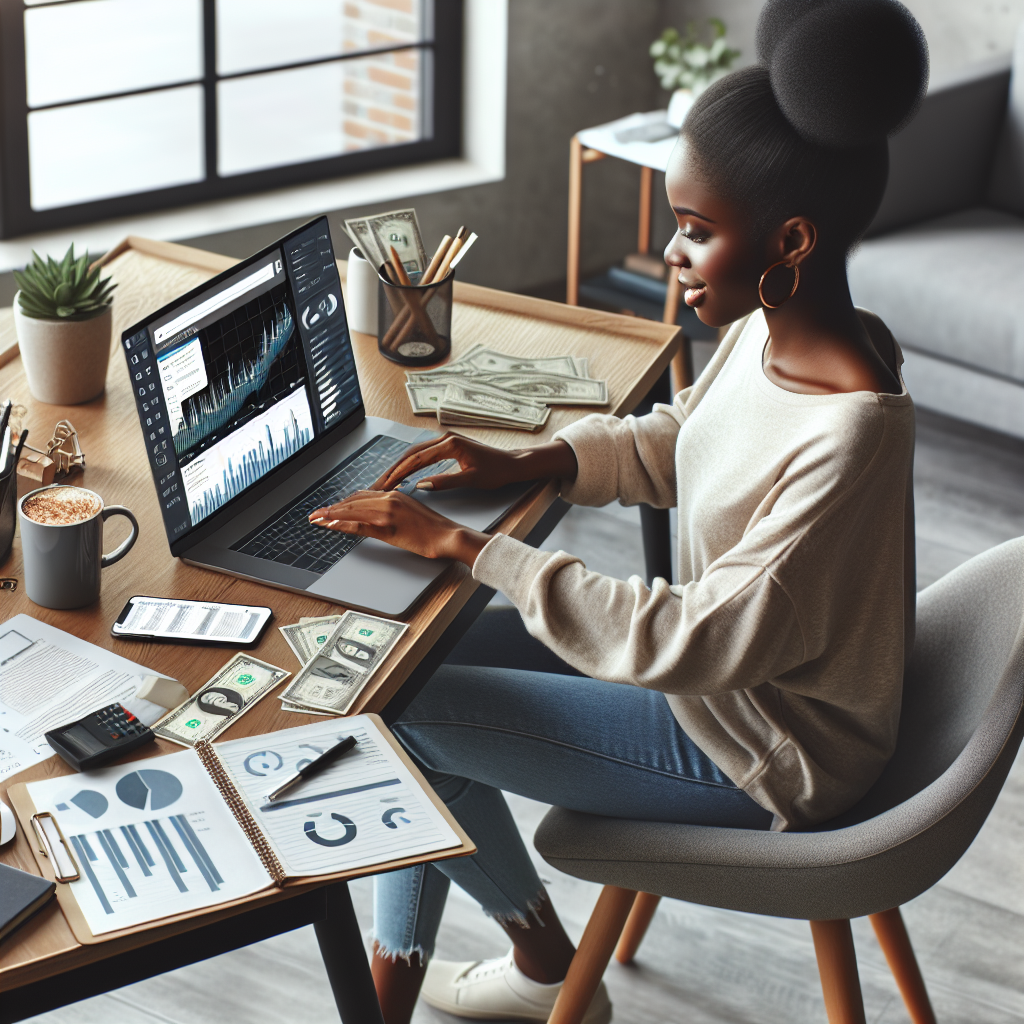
[848,207,1024,382]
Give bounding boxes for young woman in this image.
[309,1,928,1020]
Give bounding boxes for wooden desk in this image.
[0,236,680,1021]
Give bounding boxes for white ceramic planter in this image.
[667,88,695,128]
[13,293,112,405]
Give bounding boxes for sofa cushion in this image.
[848,207,1024,383]
[989,21,1024,214]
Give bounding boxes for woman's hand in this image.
[308,490,489,566]
[372,433,579,493]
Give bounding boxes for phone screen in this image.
[112,597,272,645]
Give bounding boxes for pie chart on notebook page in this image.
[116,769,183,811]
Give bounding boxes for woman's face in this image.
[663,137,766,328]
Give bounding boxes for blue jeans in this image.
[373,608,772,961]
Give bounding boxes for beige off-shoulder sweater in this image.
[471,309,915,830]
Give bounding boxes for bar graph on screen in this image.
[180,388,314,525]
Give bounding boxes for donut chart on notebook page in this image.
[303,813,357,847]
[116,769,183,811]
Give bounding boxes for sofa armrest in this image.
[867,56,1011,236]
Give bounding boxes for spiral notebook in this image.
[9,715,471,943]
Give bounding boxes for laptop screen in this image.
[122,217,361,545]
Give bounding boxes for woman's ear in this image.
[777,216,817,265]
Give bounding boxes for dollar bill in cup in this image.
[278,611,408,716]
[343,209,428,276]
[153,654,290,748]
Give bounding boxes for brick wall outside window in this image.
[342,0,423,152]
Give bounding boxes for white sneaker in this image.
[420,949,612,1022]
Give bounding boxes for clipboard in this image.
[8,714,474,945]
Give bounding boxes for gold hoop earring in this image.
[758,260,800,309]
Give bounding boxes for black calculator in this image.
[45,703,155,771]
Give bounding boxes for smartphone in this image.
[112,596,273,647]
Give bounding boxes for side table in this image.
[566,111,690,394]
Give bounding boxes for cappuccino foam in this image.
[23,487,102,526]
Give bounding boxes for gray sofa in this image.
[849,25,1024,439]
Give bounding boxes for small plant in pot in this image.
[651,18,740,127]
[13,245,116,405]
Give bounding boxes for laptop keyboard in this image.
[233,435,454,575]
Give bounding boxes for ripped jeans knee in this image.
[372,775,546,962]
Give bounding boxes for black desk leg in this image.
[635,365,674,586]
[639,503,673,585]
[315,881,386,1024]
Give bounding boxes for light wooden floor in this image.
[25,404,1024,1024]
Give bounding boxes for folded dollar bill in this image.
[278,611,409,716]
[439,379,550,428]
[474,371,608,405]
[280,615,344,667]
[280,700,332,716]
[153,654,290,748]
[403,345,605,428]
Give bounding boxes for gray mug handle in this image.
[100,506,139,567]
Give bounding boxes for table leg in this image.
[638,165,653,255]
[640,505,673,585]
[637,367,673,585]
[314,881,385,1024]
[567,135,584,305]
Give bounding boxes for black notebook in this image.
[0,862,55,943]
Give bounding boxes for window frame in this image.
[0,0,463,239]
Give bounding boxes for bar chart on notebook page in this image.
[24,749,268,935]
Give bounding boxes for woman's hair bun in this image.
[755,0,929,148]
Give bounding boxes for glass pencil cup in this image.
[377,268,453,366]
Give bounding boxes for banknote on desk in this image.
[405,344,606,429]
[153,654,290,747]
[280,615,344,666]
[279,611,409,716]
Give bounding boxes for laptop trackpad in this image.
[306,482,530,616]
[415,481,531,531]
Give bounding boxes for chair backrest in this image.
[828,536,1024,827]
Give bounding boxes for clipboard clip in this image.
[31,812,80,882]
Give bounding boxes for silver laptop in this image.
[121,216,525,617]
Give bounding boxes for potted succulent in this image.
[13,245,116,405]
[651,19,741,127]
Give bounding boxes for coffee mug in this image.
[19,485,139,609]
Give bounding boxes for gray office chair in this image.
[534,536,1024,1024]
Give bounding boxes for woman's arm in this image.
[475,535,805,696]
[373,434,578,493]
[309,438,579,568]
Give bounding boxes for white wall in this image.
[662,0,1024,79]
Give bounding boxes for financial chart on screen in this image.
[124,219,361,543]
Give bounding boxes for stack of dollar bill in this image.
[277,611,409,716]
[405,344,609,432]
[344,208,428,277]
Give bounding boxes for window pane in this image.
[28,86,204,210]
[24,0,202,109]
[216,0,426,76]
[218,51,423,177]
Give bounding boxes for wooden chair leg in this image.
[615,891,662,964]
[869,907,937,1024]
[549,885,637,1024]
[810,919,867,1024]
